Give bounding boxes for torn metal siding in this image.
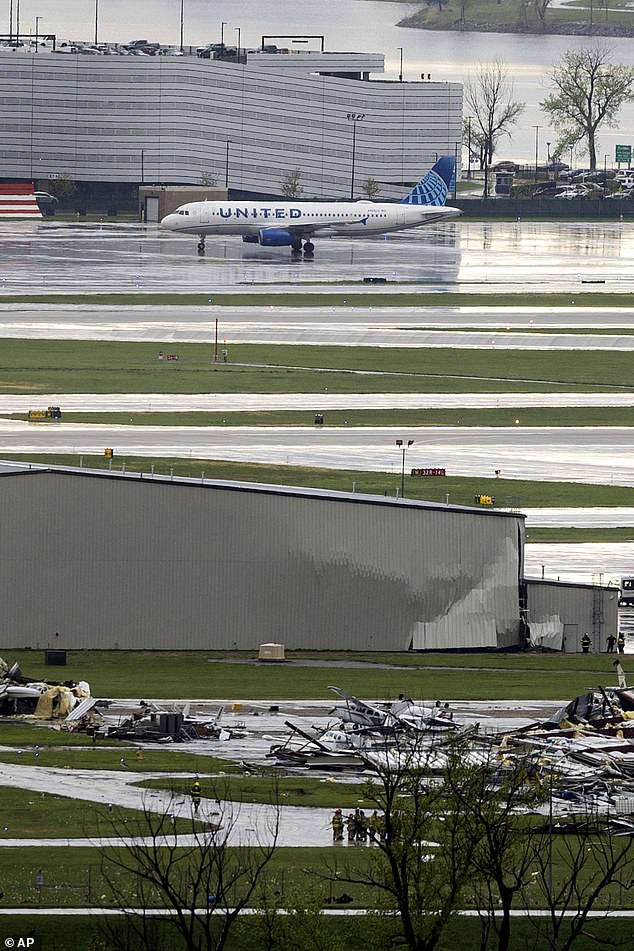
[0,471,523,651]
[526,579,619,653]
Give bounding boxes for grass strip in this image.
[527,527,634,543]
[11,406,633,427]
[0,788,195,839]
[0,650,624,701]
[0,747,236,774]
[4,455,633,508]
[1,339,633,392]
[2,339,634,391]
[0,291,633,307]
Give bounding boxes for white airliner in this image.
[160,156,461,256]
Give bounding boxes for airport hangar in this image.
[0,47,462,201]
[0,464,615,653]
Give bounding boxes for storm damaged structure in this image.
[0,655,90,718]
[0,463,523,651]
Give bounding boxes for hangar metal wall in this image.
[526,579,619,653]
[0,470,522,651]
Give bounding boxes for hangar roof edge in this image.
[0,460,525,520]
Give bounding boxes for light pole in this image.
[140,149,145,184]
[397,46,403,82]
[179,0,184,53]
[220,21,226,57]
[16,0,20,45]
[235,27,240,62]
[395,439,414,499]
[35,15,42,52]
[347,112,366,200]
[225,139,232,189]
[94,0,98,45]
[467,115,472,180]
[533,124,540,182]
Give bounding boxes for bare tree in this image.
[280,169,304,199]
[530,808,634,950]
[465,60,525,196]
[465,60,525,167]
[320,732,481,951]
[98,787,280,951]
[534,0,554,28]
[541,46,634,170]
[446,750,549,951]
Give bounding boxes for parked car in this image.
[493,161,519,173]
[532,183,559,198]
[605,186,634,200]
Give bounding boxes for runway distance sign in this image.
[411,467,446,477]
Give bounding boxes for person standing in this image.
[581,633,591,654]
[331,809,344,842]
[606,634,616,653]
[618,633,626,654]
[190,778,202,814]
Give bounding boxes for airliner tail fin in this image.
[399,156,455,206]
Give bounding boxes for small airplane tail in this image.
[399,156,455,206]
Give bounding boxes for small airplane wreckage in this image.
[0,655,90,720]
[265,686,463,770]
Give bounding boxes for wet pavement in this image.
[0,220,633,292]
[0,422,631,486]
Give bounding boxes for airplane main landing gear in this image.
[197,236,206,256]
[303,241,315,257]
[291,238,303,256]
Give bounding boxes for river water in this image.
[7,0,634,163]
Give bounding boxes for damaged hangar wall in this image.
[0,470,523,651]
[526,579,618,653]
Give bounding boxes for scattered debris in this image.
[0,656,90,719]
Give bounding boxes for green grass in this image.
[0,291,633,306]
[0,913,632,951]
[0,746,237,774]
[527,527,634,542]
[0,788,196,838]
[11,405,633,427]
[399,0,634,31]
[5,455,634,508]
[0,650,623,701]
[1,339,632,392]
[138,774,375,811]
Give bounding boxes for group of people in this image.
[606,633,626,654]
[581,633,625,654]
[331,808,384,844]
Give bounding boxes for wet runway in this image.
[0,303,633,348]
[1,393,632,412]
[1,423,632,486]
[524,543,634,585]
[0,219,633,292]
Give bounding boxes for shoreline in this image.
[397,12,634,38]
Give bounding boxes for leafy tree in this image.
[280,169,303,199]
[360,177,381,200]
[47,173,76,199]
[541,46,634,170]
[199,170,218,187]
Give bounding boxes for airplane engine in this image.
[257,228,296,247]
